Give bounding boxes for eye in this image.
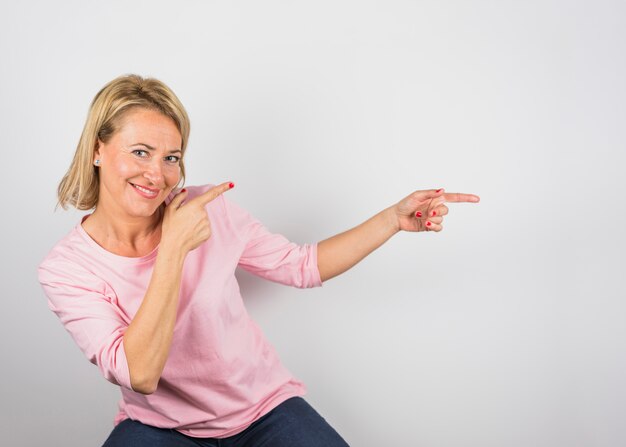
[165,155,180,163]
[132,149,149,158]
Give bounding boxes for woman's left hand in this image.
[394,188,480,233]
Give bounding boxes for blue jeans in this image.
[101,397,350,447]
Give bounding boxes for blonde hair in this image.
[57,74,190,210]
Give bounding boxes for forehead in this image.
[115,108,182,148]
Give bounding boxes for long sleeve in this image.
[38,257,133,391]
[220,194,322,289]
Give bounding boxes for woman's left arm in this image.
[317,188,480,282]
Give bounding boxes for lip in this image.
[129,182,160,199]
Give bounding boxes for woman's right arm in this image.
[122,182,233,394]
[122,246,185,394]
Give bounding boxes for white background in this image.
[1,1,625,446]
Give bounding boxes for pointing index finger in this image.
[441,192,480,203]
[193,182,235,205]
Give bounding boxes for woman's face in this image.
[94,107,182,219]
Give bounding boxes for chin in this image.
[123,198,165,219]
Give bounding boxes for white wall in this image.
[1,1,625,445]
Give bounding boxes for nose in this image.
[143,160,164,186]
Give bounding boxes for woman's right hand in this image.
[161,182,234,255]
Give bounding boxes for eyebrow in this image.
[131,143,182,154]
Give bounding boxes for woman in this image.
[38,74,480,446]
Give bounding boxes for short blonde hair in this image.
[57,74,190,210]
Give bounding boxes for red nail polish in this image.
[426,221,431,227]
[432,210,436,216]
[181,188,186,193]
[415,211,422,218]
[436,188,443,193]
[229,182,235,189]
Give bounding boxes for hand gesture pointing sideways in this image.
[161,182,235,254]
[394,188,480,232]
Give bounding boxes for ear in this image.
[93,139,103,166]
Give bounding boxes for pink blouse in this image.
[38,185,322,438]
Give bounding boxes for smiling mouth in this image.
[130,182,160,198]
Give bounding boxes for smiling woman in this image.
[38,74,478,447]
[39,74,354,446]
[81,108,187,257]
[94,109,182,216]
[57,75,190,212]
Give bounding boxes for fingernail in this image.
[181,188,187,193]
[426,221,432,227]
[415,211,422,218]
[436,188,443,193]
[228,182,235,189]
[432,210,436,216]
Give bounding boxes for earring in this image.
[95,159,101,166]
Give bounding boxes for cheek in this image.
[114,157,142,178]
[165,165,181,185]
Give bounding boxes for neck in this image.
[83,203,164,257]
